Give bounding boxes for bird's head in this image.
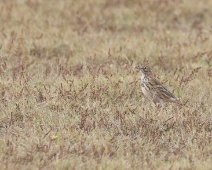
[136,66,153,76]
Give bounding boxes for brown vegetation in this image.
[0,0,211,169]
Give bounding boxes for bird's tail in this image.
[175,99,189,108]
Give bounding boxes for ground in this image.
[0,0,211,169]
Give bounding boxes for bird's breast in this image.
[141,85,153,100]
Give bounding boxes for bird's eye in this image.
[144,67,147,70]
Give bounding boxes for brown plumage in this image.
[138,66,180,107]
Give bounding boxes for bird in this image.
[137,65,180,107]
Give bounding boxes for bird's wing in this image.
[149,77,178,102]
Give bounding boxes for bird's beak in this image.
[135,66,141,72]
[135,66,141,70]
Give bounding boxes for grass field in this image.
[0,0,211,169]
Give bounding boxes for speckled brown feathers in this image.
[139,66,180,107]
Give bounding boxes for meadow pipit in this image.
[137,66,180,107]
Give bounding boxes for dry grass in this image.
[0,0,211,169]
